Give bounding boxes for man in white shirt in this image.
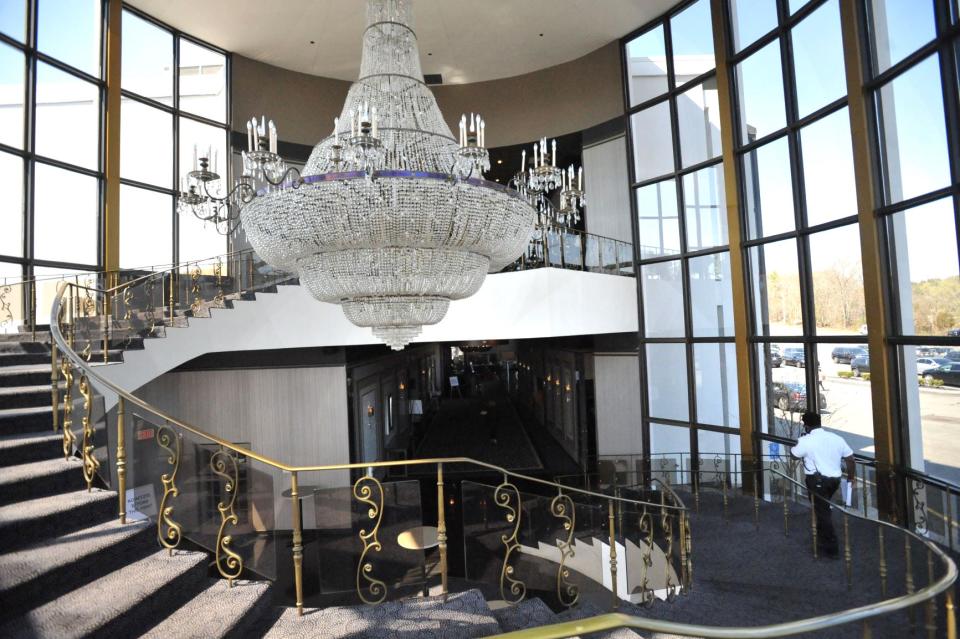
[791,412,855,558]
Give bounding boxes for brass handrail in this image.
[48,281,682,512]
[485,467,958,639]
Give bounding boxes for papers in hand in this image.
[841,479,853,507]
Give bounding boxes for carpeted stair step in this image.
[0,405,55,435]
[0,351,52,366]
[492,597,558,632]
[0,383,58,410]
[0,548,208,639]
[264,587,502,638]
[0,431,61,466]
[0,519,154,621]
[0,488,116,551]
[139,579,273,639]
[0,363,53,388]
[0,456,87,504]
[0,341,51,354]
[0,332,51,344]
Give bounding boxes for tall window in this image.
[727,0,871,460]
[0,0,104,288]
[120,7,228,269]
[864,0,960,485]
[625,0,741,464]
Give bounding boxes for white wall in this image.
[583,136,633,244]
[136,366,350,530]
[594,354,643,457]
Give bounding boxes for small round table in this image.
[397,525,439,550]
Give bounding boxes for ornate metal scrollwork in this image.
[353,474,386,604]
[211,449,243,585]
[78,374,99,491]
[156,423,183,554]
[911,479,929,536]
[638,506,655,607]
[495,476,526,604]
[213,258,225,308]
[143,276,161,335]
[190,265,203,315]
[60,358,75,460]
[0,282,12,330]
[550,492,579,608]
[661,508,677,602]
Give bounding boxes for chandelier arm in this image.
[262,166,304,189]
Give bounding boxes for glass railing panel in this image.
[618,242,635,276]
[546,231,563,268]
[127,411,279,581]
[584,234,601,273]
[312,478,425,605]
[562,231,582,269]
[601,238,618,274]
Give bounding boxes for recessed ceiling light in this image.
[539,33,544,37]
[497,159,503,164]
[310,40,315,44]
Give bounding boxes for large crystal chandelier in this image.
[238,0,536,350]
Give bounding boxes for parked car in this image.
[917,357,950,374]
[947,328,960,337]
[767,347,782,368]
[850,355,870,377]
[924,363,960,387]
[832,346,867,364]
[948,350,960,361]
[782,347,805,367]
[770,381,828,412]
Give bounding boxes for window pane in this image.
[637,179,680,259]
[122,10,173,104]
[37,0,101,76]
[689,251,734,337]
[0,43,25,149]
[888,198,960,336]
[650,421,691,459]
[815,340,874,458]
[801,107,857,226]
[694,344,739,427]
[698,431,741,468]
[121,98,172,187]
[178,118,228,262]
[683,164,727,250]
[756,343,805,438]
[642,260,685,338]
[671,0,715,85]
[0,151,23,257]
[120,185,172,269]
[750,239,802,336]
[630,102,674,182]
[677,78,722,168]
[789,0,811,13]
[900,344,960,484]
[35,63,99,170]
[743,137,794,238]
[625,25,668,105]
[877,55,950,204]
[869,0,937,75]
[791,0,846,118]
[0,0,26,41]
[809,224,866,335]
[647,344,689,421]
[736,40,785,144]
[34,164,98,265]
[33,266,93,322]
[730,0,778,51]
[179,39,226,123]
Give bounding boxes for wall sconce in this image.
[564,382,572,402]
[366,404,375,417]
[398,380,407,399]
[546,374,552,383]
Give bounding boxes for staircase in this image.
[0,337,649,638]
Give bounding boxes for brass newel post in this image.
[878,527,887,597]
[946,587,956,639]
[50,342,59,432]
[436,462,448,600]
[290,471,304,615]
[116,397,126,524]
[608,499,618,609]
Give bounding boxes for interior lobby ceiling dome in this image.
[126,0,678,84]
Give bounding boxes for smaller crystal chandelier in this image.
[454,113,490,178]
[177,115,301,235]
[510,136,585,231]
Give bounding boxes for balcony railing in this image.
[503,228,635,276]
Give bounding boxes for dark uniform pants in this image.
[804,474,841,556]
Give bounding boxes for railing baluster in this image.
[50,342,59,433]
[878,527,887,597]
[843,513,852,590]
[436,462,448,600]
[608,498,618,610]
[60,358,75,460]
[79,374,99,491]
[116,397,126,524]
[811,493,819,560]
[211,450,243,587]
[290,471,304,615]
[926,549,937,639]
[947,587,957,639]
[906,534,915,628]
[354,471,386,604]
[156,423,182,555]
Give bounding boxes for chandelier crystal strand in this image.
[240,0,537,350]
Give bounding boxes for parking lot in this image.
[768,342,960,484]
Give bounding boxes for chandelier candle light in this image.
[237,0,537,350]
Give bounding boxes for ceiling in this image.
[127,0,678,85]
